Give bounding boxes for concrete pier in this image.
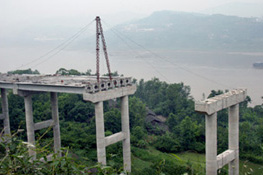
[121,95,131,172]
[24,94,36,159]
[1,88,11,140]
[95,101,106,165]
[229,104,239,175]
[195,89,247,175]
[93,96,132,172]
[19,91,62,160]
[206,113,217,175]
[91,95,133,171]
[51,92,61,157]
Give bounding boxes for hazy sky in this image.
[1,0,263,33]
[1,0,263,21]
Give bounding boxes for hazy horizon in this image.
[1,1,263,106]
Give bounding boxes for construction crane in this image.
[96,16,112,83]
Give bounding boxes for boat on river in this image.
[253,62,263,69]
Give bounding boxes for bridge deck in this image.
[0,74,136,102]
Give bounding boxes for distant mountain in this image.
[0,13,144,49]
[89,11,263,52]
[202,2,263,18]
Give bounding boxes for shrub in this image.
[0,131,123,175]
[153,133,181,153]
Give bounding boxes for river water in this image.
[1,47,263,106]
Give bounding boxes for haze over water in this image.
[1,47,263,106]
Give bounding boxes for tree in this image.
[7,93,25,131]
[129,96,146,130]
[167,113,180,133]
[207,90,224,98]
[7,69,40,75]
[67,101,94,122]
[85,69,92,75]
[58,94,94,122]
[154,132,181,152]
[68,69,81,75]
[55,68,81,75]
[135,78,194,117]
[104,108,121,133]
[179,116,200,151]
[131,126,148,148]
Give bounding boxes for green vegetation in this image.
[55,67,120,77]
[1,69,263,174]
[55,68,92,76]
[0,132,123,174]
[176,152,263,175]
[7,68,40,75]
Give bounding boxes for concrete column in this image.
[24,94,36,159]
[51,92,61,157]
[206,112,217,175]
[121,95,131,172]
[95,101,106,165]
[1,89,11,138]
[228,104,239,175]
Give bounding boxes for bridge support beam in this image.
[18,91,61,160]
[229,104,239,175]
[51,92,61,157]
[24,94,36,159]
[1,88,11,141]
[95,101,106,165]
[93,95,131,173]
[121,95,131,172]
[206,112,217,175]
[195,89,247,175]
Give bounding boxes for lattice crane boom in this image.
[96,16,112,82]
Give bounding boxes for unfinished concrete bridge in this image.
[0,73,135,172]
[0,73,247,174]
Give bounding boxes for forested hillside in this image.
[1,69,263,174]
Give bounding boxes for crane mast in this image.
[96,16,112,83]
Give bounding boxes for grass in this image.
[176,151,263,175]
[176,151,206,174]
[131,147,263,175]
[131,147,202,174]
[131,154,152,173]
[240,161,263,175]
